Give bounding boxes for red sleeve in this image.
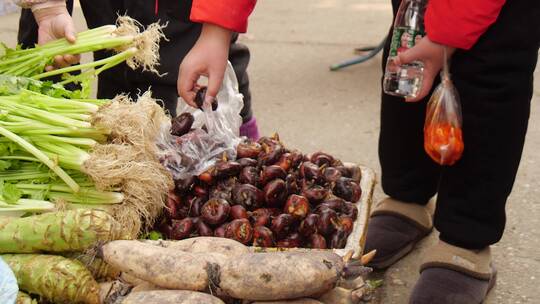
[190,0,257,33]
[425,0,506,50]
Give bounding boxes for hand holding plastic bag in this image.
[424,49,464,165]
[157,62,244,180]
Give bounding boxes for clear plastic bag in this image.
[424,50,464,165]
[156,62,244,180]
[0,257,18,304]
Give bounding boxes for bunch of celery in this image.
[0,16,163,88]
[0,88,172,236]
[0,16,172,239]
[0,90,121,212]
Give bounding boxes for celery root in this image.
[91,91,169,157]
[0,209,128,253]
[83,143,172,236]
[2,254,100,304]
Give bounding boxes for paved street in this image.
[1,1,539,302]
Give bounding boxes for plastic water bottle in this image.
[383,0,427,99]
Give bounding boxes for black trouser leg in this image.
[17,9,38,48]
[78,0,134,104]
[230,33,253,123]
[378,89,441,204]
[435,79,532,249]
[379,17,440,205]
[435,0,539,249]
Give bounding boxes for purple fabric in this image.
[240,117,259,140]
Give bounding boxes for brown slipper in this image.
[409,241,497,304]
[364,198,434,269]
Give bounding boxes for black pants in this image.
[380,0,539,249]
[18,0,253,119]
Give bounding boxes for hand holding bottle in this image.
[394,36,455,102]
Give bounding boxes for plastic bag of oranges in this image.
[424,53,463,165]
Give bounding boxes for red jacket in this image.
[425,0,506,50]
[190,0,257,33]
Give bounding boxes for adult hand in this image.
[178,23,232,108]
[394,36,455,102]
[33,5,80,70]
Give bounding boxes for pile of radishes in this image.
[155,132,362,249]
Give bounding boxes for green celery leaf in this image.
[6,142,19,154]
[0,145,8,157]
[0,75,22,95]
[0,181,22,204]
[29,189,47,201]
[8,160,22,170]
[0,75,75,98]
[0,160,11,171]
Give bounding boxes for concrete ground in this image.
[1,1,539,303]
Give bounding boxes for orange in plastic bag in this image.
[424,122,464,165]
[424,54,464,165]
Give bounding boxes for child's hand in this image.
[34,5,80,70]
[178,23,232,108]
[394,36,455,102]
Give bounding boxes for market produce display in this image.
[0,15,376,304]
[156,127,363,249]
